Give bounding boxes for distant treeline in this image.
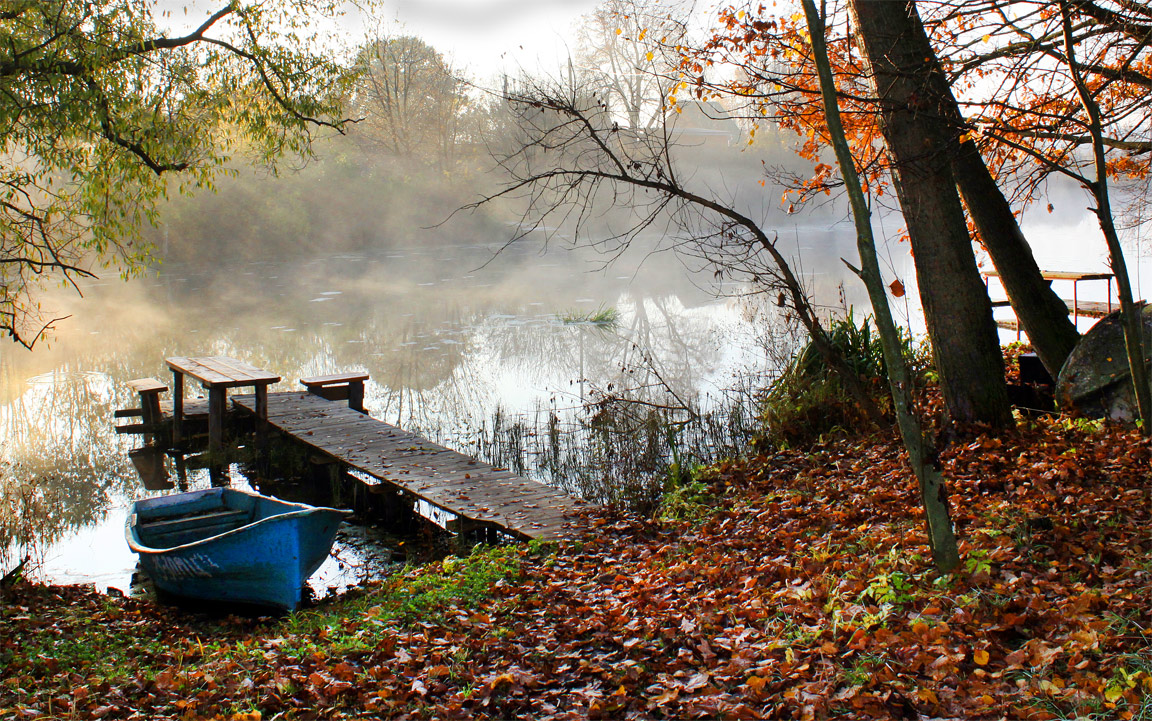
[143,33,840,265]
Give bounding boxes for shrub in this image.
[755,310,930,449]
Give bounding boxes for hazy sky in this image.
[372,0,604,80]
[158,0,607,83]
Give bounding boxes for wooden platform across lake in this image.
[995,299,1115,331]
[232,392,587,541]
[985,270,1117,330]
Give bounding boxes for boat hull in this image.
[126,488,348,611]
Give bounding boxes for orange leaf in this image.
[889,278,906,297]
[974,648,990,666]
[308,672,329,689]
[331,662,357,681]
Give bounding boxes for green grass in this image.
[280,544,522,655]
[559,306,620,327]
[2,598,170,681]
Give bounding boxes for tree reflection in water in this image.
[0,242,799,585]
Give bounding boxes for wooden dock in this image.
[985,270,1116,330]
[995,299,1114,332]
[232,392,587,541]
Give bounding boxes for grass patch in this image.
[559,306,620,327]
[756,310,928,449]
[281,544,521,654]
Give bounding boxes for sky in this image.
[369,0,605,81]
[157,0,609,85]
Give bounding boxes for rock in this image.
[1056,305,1152,421]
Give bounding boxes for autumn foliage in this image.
[3,407,1151,719]
[687,0,1152,210]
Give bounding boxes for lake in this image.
[0,175,1140,599]
[2,232,861,596]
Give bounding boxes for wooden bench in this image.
[300,372,369,413]
[115,378,169,441]
[139,508,249,533]
[167,356,281,451]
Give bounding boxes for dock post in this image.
[208,387,226,453]
[171,370,185,446]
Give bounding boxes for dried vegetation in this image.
[2,411,1151,720]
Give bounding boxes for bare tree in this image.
[464,75,886,427]
[347,35,467,171]
[573,0,687,130]
[802,0,960,572]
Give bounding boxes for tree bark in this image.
[848,0,1013,428]
[952,147,1081,378]
[802,0,960,573]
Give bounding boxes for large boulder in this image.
[1056,305,1152,421]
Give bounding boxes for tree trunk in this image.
[838,0,1081,378]
[1059,0,1152,434]
[802,0,961,573]
[952,147,1081,378]
[848,0,1013,428]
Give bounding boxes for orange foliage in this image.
[688,0,1152,214]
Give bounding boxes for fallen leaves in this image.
[3,414,1152,718]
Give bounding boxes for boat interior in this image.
[133,491,291,550]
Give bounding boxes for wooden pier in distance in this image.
[232,391,588,541]
[985,269,1116,333]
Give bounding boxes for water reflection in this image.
[0,238,833,591]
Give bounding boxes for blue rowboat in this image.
[126,487,349,611]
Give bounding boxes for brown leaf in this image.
[153,670,176,692]
[650,686,679,706]
[331,662,357,681]
[308,672,330,689]
[683,672,710,692]
[426,664,451,679]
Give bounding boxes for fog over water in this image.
[0,228,843,593]
[1,89,1147,597]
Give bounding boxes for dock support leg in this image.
[349,381,365,413]
[173,452,189,492]
[171,370,185,446]
[208,386,226,454]
[253,385,271,475]
[255,385,269,450]
[140,391,163,445]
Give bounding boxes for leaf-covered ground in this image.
[2,416,1151,720]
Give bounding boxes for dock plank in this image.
[233,393,587,540]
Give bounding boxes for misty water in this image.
[0,170,1143,600]
[0,232,861,597]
